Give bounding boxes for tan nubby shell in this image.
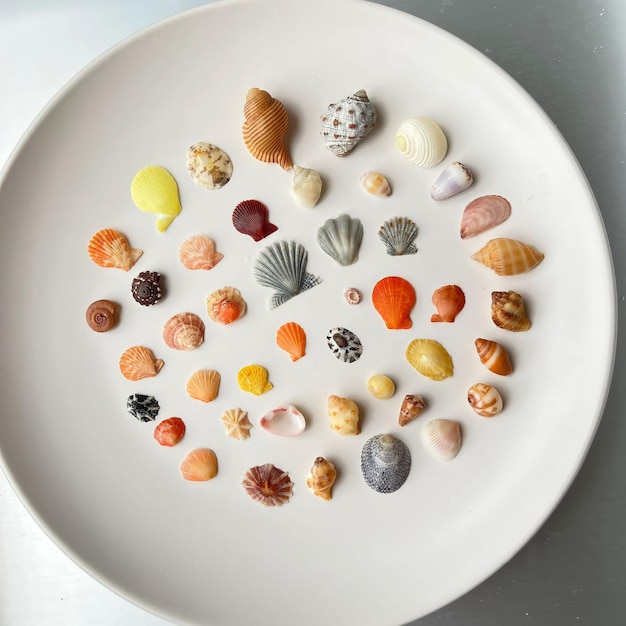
[119,346,164,381]
[242,88,292,170]
[186,369,221,403]
[306,457,337,501]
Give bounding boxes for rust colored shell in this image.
[86,299,118,332]
[162,312,205,350]
[178,235,223,270]
[180,448,218,481]
[372,276,416,329]
[474,338,513,375]
[119,346,164,381]
[186,369,221,403]
[276,322,306,361]
[88,228,142,271]
[206,286,246,325]
[471,237,544,275]
[232,199,278,241]
[242,88,292,170]
[491,290,531,332]
[241,463,293,506]
[430,284,466,322]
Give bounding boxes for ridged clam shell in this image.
[460,195,511,239]
[162,312,205,350]
[276,321,306,361]
[119,346,164,381]
[242,463,293,507]
[474,338,513,375]
[491,290,531,332]
[185,142,233,190]
[232,199,278,241]
[186,369,221,403]
[85,299,118,332]
[260,405,306,437]
[88,228,142,271]
[405,339,454,381]
[237,364,273,396]
[360,171,391,197]
[398,394,427,426]
[178,235,223,271]
[467,383,503,417]
[317,214,363,266]
[321,89,377,156]
[430,161,473,200]
[395,117,447,168]
[377,216,418,256]
[206,286,246,325]
[306,457,337,501]
[221,408,253,441]
[253,240,322,309]
[421,419,462,462]
[372,276,416,329]
[471,238,544,275]
[361,434,411,494]
[327,327,363,363]
[430,284,466,323]
[180,448,218,481]
[327,394,360,435]
[242,88,292,170]
[292,166,322,208]
[130,165,182,233]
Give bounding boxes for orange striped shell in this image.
[180,448,218,481]
[178,235,223,270]
[186,369,221,402]
[372,276,416,329]
[119,346,164,381]
[88,228,142,271]
[276,322,306,361]
[474,338,513,376]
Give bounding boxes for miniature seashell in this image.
[474,338,513,375]
[119,346,164,381]
[360,171,391,197]
[260,405,306,437]
[178,235,223,271]
[185,142,233,190]
[232,199,278,241]
[344,287,362,305]
[131,271,162,306]
[377,216,418,256]
[206,286,246,325]
[85,299,118,332]
[242,87,292,170]
[430,284,466,322]
[130,165,182,233]
[405,338,454,381]
[292,166,322,208]
[321,89,377,157]
[88,228,142,271]
[395,117,447,168]
[372,276,416,329]
[162,312,205,351]
[253,240,322,309]
[276,321,306,361]
[491,290,531,332]
[153,417,185,447]
[361,434,411,494]
[460,195,511,239]
[471,238,544,275]
[467,383,503,417]
[326,327,363,363]
[221,408,253,440]
[186,369,221,403]
[367,375,395,399]
[242,463,293,507]
[398,394,427,426]
[306,457,337,501]
[327,394,360,435]
[237,364,273,396]
[317,214,363,266]
[126,394,160,422]
[430,161,473,200]
[421,419,462,462]
[180,448,218,481]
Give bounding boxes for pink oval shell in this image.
[460,195,511,239]
[232,199,278,241]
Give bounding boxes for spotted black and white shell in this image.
[126,394,160,422]
[377,216,418,256]
[316,214,363,266]
[326,327,363,363]
[361,434,411,494]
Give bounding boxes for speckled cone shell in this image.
[242,88,292,170]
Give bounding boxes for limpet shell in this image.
[405,338,454,381]
[420,419,462,462]
[292,166,322,208]
[430,284,466,323]
[460,195,511,239]
[206,286,246,325]
[361,434,411,494]
[491,290,531,332]
[306,457,337,501]
[180,448,218,482]
[474,338,513,375]
[372,276,416,329]
[178,235,223,271]
[119,346,164,381]
[185,142,233,190]
[87,228,142,271]
[85,299,118,332]
[398,394,427,426]
[131,271,162,306]
[327,394,360,435]
[260,405,306,437]
[162,312,205,351]
[467,383,503,417]
[130,165,182,233]
[276,321,306,362]
[395,117,447,168]
[430,161,473,200]
[186,369,221,403]
[126,394,160,422]
[221,408,253,441]
[242,463,294,507]
[360,171,391,197]
[317,214,364,267]
[377,216,418,256]
[326,327,363,363]
[237,364,273,396]
[471,238,544,275]
[367,375,395,399]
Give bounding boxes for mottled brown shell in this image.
[491,290,531,332]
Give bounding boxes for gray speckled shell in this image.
[317,214,363,266]
[378,216,418,256]
[326,327,363,363]
[361,434,411,494]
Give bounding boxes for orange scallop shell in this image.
[371,276,416,329]
[180,448,218,481]
[88,228,142,271]
[474,338,513,376]
[162,312,205,350]
[178,235,223,270]
[431,284,466,322]
[276,322,306,361]
[186,369,221,403]
[119,346,164,381]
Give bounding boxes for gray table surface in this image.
[1,1,624,624]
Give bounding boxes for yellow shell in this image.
[186,369,221,403]
[118,346,164,381]
[306,457,337,501]
[327,394,360,435]
[405,339,454,381]
[237,364,273,396]
[88,228,142,271]
[491,290,531,332]
[221,408,253,440]
[471,238,544,275]
[130,165,182,233]
[366,374,395,399]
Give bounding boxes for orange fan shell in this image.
[372,276,416,329]
[119,346,164,381]
[88,228,142,271]
[186,369,221,403]
[431,284,466,323]
[276,322,306,361]
[180,448,218,481]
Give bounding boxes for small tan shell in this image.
[221,408,253,440]
[405,339,454,381]
[430,284,466,323]
[474,338,513,375]
[306,457,337,501]
[398,394,427,426]
[366,375,395,399]
[467,383,503,417]
[491,290,531,332]
[178,235,223,270]
[180,448,218,481]
[471,238,544,275]
[360,171,391,197]
[162,312,205,350]
[119,346,164,381]
[88,228,142,271]
[185,142,233,190]
[206,286,246,325]
[186,369,221,403]
[85,299,118,332]
[327,394,360,435]
[276,322,306,362]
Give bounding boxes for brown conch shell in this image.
[206,286,246,325]
[430,284,465,322]
[491,290,531,332]
[119,346,164,381]
[88,228,142,271]
[398,394,427,426]
[471,238,544,275]
[276,321,306,361]
[162,312,205,350]
[186,369,221,403]
[178,235,223,270]
[474,338,513,375]
[242,88,292,170]
[460,195,511,239]
[372,276,416,329]
[306,457,337,501]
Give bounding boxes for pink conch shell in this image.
[460,195,511,239]
[178,235,223,270]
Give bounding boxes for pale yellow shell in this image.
[237,364,273,396]
[130,165,182,233]
[306,457,337,501]
[405,339,454,381]
[327,394,360,435]
[186,369,221,403]
[366,375,395,399]
[471,238,544,275]
[221,408,253,440]
[360,171,391,197]
[87,228,142,271]
[118,346,164,381]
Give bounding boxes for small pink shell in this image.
[178,235,223,270]
[459,195,511,239]
[232,199,278,241]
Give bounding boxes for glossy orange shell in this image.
[474,338,513,376]
[372,276,416,329]
[431,284,466,322]
[276,322,306,361]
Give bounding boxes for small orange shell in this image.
[276,322,306,361]
[372,276,416,329]
[180,448,218,481]
[119,346,164,381]
[431,284,465,322]
[471,238,544,275]
[178,235,223,270]
[88,228,142,271]
[186,369,221,403]
[474,338,513,375]
[491,290,531,332]
[162,312,205,350]
[206,286,246,325]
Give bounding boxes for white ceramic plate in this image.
[0,0,616,624]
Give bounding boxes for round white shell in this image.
[185,142,233,190]
[420,419,462,462]
[395,117,448,168]
[260,405,306,437]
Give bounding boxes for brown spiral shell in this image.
[131,271,162,306]
[85,299,118,332]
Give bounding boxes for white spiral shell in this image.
[395,117,448,168]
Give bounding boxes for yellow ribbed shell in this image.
[130,165,182,233]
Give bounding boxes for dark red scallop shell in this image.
[232,199,278,241]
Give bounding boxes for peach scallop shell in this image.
[491,290,531,332]
[372,276,416,329]
[460,195,511,238]
[242,88,292,170]
[430,284,466,323]
[405,339,454,381]
[242,463,294,507]
[474,338,513,376]
[180,448,218,482]
[221,408,253,441]
[186,369,221,403]
[306,457,337,501]
[471,238,544,275]
[237,364,273,396]
[130,165,182,233]
[88,228,142,271]
[119,346,164,381]
[421,419,462,462]
[178,235,223,270]
[162,312,205,351]
[276,321,306,361]
[206,286,246,325]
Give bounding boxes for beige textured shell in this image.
[88,228,143,271]
[474,338,513,375]
[275,322,306,361]
[471,238,544,275]
[491,290,531,332]
[405,339,454,381]
[327,394,360,435]
[186,369,221,403]
[180,448,218,481]
[221,408,253,440]
[306,457,337,501]
[119,346,164,381]
[242,88,292,170]
[178,235,223,271]
[185,142,233,190]
[162,312,205,350]
[206,286,246,325]
[237,364,273,396]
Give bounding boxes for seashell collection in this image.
[86,82,547,505]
